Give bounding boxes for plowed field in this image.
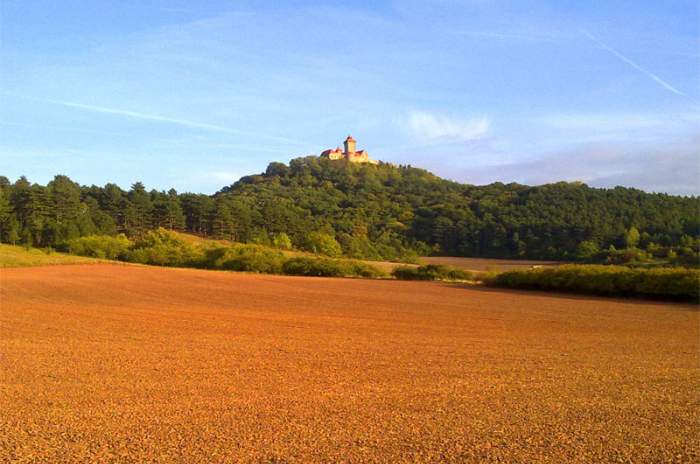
[1,264,698,463]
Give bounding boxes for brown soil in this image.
[1,264,698,463]
[420,256,565,271]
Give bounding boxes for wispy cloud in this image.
[47,99,238,133]
[8,95,309,146]
[405,111,490,141]
[581,29,689,98]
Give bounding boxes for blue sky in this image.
[1,0,698,194]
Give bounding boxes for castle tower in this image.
[343,135,356,157]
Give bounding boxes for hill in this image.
[1,157,698,262]
[217,157,699,261]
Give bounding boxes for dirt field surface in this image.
[1,264,698,463]
[421,256,564,272]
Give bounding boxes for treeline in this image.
[488,265,700,302]
[1,156,698,262]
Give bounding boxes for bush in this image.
[68,234,132,259]
[490,265,699,301]
[392,264,473,281]
[202,244,286,274]
[304,232,342,257]
[272,232,293,250]
[283,256,383,278]
[126,228,200,266]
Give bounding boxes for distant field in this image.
[0,244,100,268]
[2,264,697,463]
[421,256,564,272]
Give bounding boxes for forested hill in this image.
[217,157,698,260]
[1,156,698,262]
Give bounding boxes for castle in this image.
[320,136,379,164]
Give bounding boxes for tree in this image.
[2,160,697,262]
[102,183,127,231]
[305,232,342,257]
[165,189,186,230]
[272,232,293,250]
[48,175,81,223]
[625,227,640,248]
[128,182,152,235]
[576,240,600,260]
[46,175,85,245]
[180,194,213,235]
[6,216,20,245]
[210,197,234,239]
[0,188,13,243]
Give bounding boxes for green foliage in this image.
[68,234,132,259]
[220,158,699,261]
[392,264,473,281]
[126,228,199,266]
[625,226,641,248]
[304,231,342,257]
[2,159,698,264]
[490,265,699,301]
[576,240,600,260]
[604,247,649,265]
[272,232,293,250]
[201,244,285,274]
[0,243,98,267]
[282,256,383,278]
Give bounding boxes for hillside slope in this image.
[217,157,698,260]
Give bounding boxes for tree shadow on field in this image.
[443,282,700,312]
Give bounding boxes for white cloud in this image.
[406,111,490,141]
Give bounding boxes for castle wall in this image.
[321,137,377,164]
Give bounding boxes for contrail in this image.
[6,94,309,146]
[581,29,688,98]
[53,100,238,133]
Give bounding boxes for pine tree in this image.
[166,189,185,230]
[128,182,152,235]
[210,198,234,239]
[0,188,13,243]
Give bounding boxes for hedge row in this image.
[392,264,473,281]
[282,257,384,278]
[489,265,699,301]
[67,230,384,279]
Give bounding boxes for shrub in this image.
[393,264,473,281]
[283,256,383,278]
[68,234,132,259]
[202,244,285,274]
[272,232,293,250]
[126,228,200,266]
[342,260,385,278]
[490,265,699,301]
[304,232,342,257]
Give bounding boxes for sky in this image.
[1,0,698,194]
